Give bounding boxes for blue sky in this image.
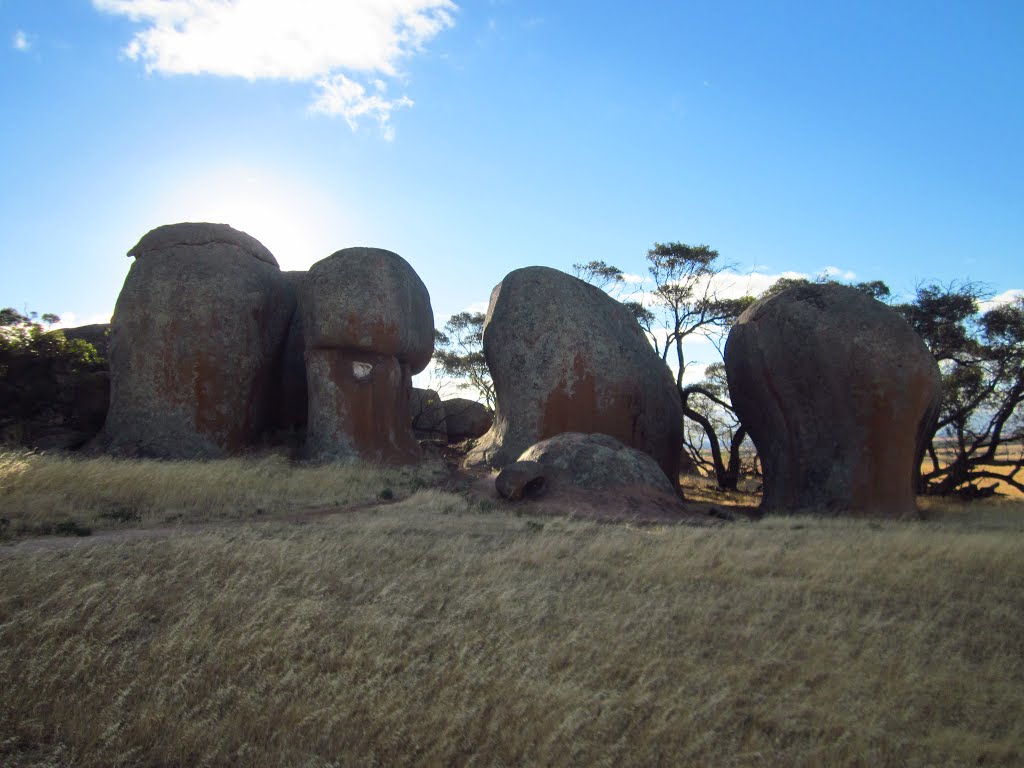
[3,1,1022,381]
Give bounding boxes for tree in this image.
[0,308,103,444]
[576,245,756,490]
[633,243,756,490]
[894,285,1024,497]
[433,311,495,409]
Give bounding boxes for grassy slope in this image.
[1,453,1023,767]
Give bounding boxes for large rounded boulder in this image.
[724,283,941,517]
[409,387,447,441]
[442,397,492,442]
[466,267,683,484]
[100,223,295,458]
[301,247,433,463]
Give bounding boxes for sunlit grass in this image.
[0,449,445,538]
[1,486,1023,766]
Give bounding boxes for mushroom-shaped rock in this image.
[724,283,941,518]
[465,267,683,484]
[301,247,434,463]
[100,223,295,458]
[410,388,447,441]
[443,398,492,442]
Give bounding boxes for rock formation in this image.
[301,247,433,463]
[724,283,941,517]
[410,388,447,441]
[466,266,683,483]
[442,397,492,442]
[100,223,295,458]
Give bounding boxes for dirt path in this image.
[0,499,390,556]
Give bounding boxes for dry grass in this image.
[0,450,446,539]
[2,476,1023,766]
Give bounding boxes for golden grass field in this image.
[1,450,1023,767]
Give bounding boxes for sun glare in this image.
[156,166,347,271]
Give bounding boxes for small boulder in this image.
[519,432,677,495]
[724,283,941,517]
[508,433,702,523]
[301,247,433,463]
[443,397,492,441]
[466,267,683,484]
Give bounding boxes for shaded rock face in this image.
[442,398,492,442]
[724,283,941,518]
[495,460,547,500]
[518,432,677,495]
[301,247,433,463]
[410,388,447,441]
[275,271,309,435]
[100,223,295,458]
[466,267,683,484]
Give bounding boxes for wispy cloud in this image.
[310,76,413,142]
[91,0,457,139]
[821,265,857,281]
[13,29,31,52]
[980,288,1024,313]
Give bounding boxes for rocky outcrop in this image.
[410,388,447,441]
[301,247,433,463]
[724,283,941,518]
[99,223,295,458]
[466,267,683,484]
[443,398,492,442]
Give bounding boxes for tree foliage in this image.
[576,245,756,490]
[0,308,104,443]
[632,243,756,490]
[432,311,494,409]
[894,285,1024,497]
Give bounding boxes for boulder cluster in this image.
[26,221,943,520]
[92,223,476,463]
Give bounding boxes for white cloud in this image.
[310,75,412,142]
[13,29,31,51]
[52,311,113,330]
[92,0,457,139]
[980,289,1024,313]
[821,265,857,281]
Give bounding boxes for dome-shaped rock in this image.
[724,283,941,517]
[100,222,295,458]
[466,267,683,484]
